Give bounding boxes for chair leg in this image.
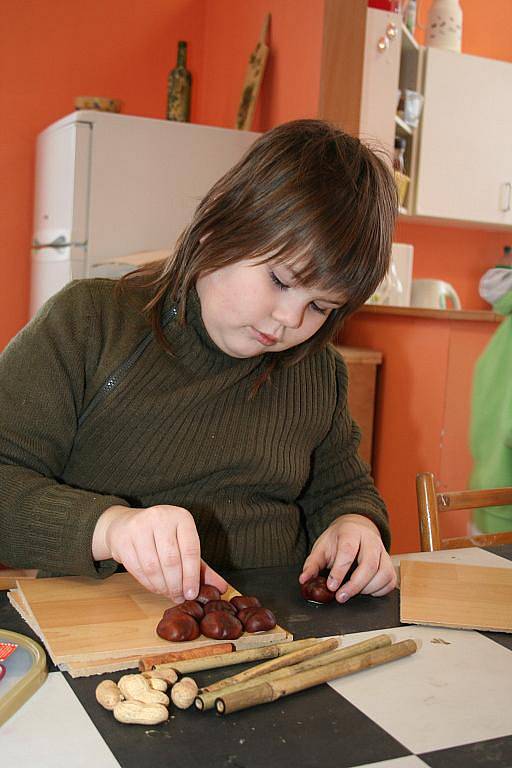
[416,472,442,551]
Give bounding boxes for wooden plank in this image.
[0,569,37,591]
[400,560,512,633]
[235,14,270,130]
[13,573,291,667]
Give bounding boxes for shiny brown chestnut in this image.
[229,595,262,612]
[203,600,236,615]
[196,584,222,604]
[163,600,204,621]
[200,611,243,640]
[243,607,277,633]
[300,576,335,604]
[156,611,200,642]
[236,606,259,626]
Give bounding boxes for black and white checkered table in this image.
[3,545,512,768]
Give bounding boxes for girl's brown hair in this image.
[121,119,397,369]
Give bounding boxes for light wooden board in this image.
[235,14,270,130]
[13,573,291,670]
[400,559,512,633]
[0,569,37,591]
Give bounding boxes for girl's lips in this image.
[252,328,279,346]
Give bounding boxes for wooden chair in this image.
[416,472,512,551]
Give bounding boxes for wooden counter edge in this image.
[356,305,503,323]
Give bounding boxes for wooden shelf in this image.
[357,304,504,323]
[401,22,420,52]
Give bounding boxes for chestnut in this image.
[243,607,277,633]
[236,606,259,626]
[300,576,335,604]
[163,600,204,621]
[200,611,243,640]
[229,595,261,612]
[203,600,236,615]
[196,584,222,604]
[156,611,200,641]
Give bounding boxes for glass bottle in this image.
[167,41,191,122]
[394,136,407,174]
[405,0,417,34]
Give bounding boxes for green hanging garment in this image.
[469,272,512,532]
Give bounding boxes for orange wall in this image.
[198,1,324,131]
[0,0,205,349]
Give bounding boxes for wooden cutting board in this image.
[12,573,291,669]
[400,559,512,633]
[235,14,270,130]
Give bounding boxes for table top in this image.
[2,545,512,768]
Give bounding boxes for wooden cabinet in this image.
[318,1,422,213]
[319,0,401,156]
[413,48,512,226]
[318,2,512,229]
[335,345,382,467]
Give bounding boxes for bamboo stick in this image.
[154,638,320,675]
[138,642,234,671]
[216,639,418,715]
[200,637,340,695]
[196,634,391,711]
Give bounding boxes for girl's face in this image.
[195,256,345,358]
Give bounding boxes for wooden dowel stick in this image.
[201,637,340,695]
[196,634,391,712]
[154,638,319,675]
[138,642,234,671]
[216,639,418,715]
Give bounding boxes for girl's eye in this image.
[311,303,328,315]
[270,271,288,291]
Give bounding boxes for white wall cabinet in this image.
[414,48,512,226]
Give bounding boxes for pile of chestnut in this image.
[156,585,277,642]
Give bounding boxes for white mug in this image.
[411,279,461,310]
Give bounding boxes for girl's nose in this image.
[272,300,304,329]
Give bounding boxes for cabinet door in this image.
[415,48,512,225]
[360,8,401,156]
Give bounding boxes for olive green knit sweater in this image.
[0,280,389,578]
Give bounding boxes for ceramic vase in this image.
[425,0,463,53]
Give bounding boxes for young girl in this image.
[0,119,398,605]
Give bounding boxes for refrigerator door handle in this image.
[33,234,69,249]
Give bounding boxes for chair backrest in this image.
[416,472,512,551]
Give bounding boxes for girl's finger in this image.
[201,560,228,593]
[369,576,397,597]
[154,529,185,603]
[325,538,360,592]
[175,516,201,600]
[132,528,170,596]
[333,540,382,601]
[121,542,157,594]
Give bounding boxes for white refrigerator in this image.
[30,111,259,316]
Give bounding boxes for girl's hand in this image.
[92,504,227,602]
[299,514,397,603]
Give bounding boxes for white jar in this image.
[425,0,463,53]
